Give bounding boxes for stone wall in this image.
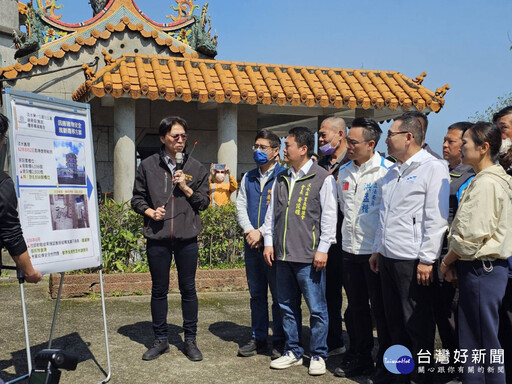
[49,269,248,298]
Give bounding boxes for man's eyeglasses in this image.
[252,144,275,151]
[169,133,188,140]
[387,131,409,139]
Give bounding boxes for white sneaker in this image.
[270,351,303,369]
[309,356,326,376]
[327,346,347,357]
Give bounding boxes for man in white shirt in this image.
[334,118,392,383]
[370,114,449,383]
[262,126,337,376]
[317,117,349,356]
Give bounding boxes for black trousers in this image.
[498,278,512,384]
[379,255,435,375]
[342,251,390,366]
[147,238,199,341]
[326,241,345,351]
[431,270,458,352]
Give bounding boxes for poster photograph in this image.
[5,89,101,274]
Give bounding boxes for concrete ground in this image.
[0,275,373,384]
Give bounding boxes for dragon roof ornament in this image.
[13,0,218,60]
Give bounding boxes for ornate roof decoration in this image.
[72,53,447,116]
[10,0,217,62]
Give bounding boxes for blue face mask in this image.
[253,150,270,165]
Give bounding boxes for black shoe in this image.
[368,367,393,384]
[335,357,374,377]
[270,340,284,360]
[142,338,170,361]
[338,349,357,368]
[237,338,268,357]
[183,339,203,361]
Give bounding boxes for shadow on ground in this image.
[118,321,186,356]
[0,332,105,382]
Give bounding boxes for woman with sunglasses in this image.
[132,116,209,363]
[440,122,512,384]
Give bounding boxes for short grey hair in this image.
[322,117,347,135]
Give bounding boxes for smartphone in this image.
[213,163,226,171]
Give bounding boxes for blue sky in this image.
[55,0,512,154]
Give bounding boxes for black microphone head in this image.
[175,152,184,171]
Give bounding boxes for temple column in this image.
[113,98,136,202]
[217,104,238,201]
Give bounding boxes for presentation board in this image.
[3,89,102,274]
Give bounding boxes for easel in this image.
[46,269,111,384]
[1,262,111,384]
[2,89,112,383]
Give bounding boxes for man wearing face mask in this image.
[236,129,286,359]
[317,117,349,357]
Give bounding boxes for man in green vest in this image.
[262,126,337,376]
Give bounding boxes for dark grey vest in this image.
[273,162,330,263]
[448,164,474,225]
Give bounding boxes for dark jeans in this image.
[498,278,512,384]
[342,251,390,366]
[458,259,508,384]
[379,255,435,375]
[326,242,345,351]
[276,260,328,358]
[147,238,199,341]
[244,242,284,341]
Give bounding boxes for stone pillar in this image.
[113,98,136,202]
[217,104,238,201]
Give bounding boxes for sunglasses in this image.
[169,133,188,140]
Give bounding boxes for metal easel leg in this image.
[97,269,111,384]
[5,280,31,384]
[48,272,65,349]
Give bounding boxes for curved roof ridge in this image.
[72,53,446,114]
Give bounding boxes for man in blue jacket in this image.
[236,129,285,359]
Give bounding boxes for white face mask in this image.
[215,173,225,182]
[500,138,512,156]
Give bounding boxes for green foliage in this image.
[470,93,512,122]
[88,199,245,273]
[99,198,147,273]
[198,203,245,269]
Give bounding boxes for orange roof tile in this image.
[72,54,446,113]
[0,5,198,80]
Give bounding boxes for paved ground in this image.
[0,275,374,384]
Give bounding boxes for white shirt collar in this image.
[288,158,313,178]
[259,162,277,177]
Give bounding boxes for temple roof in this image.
[5,0,216,76]
[72,53,448,115]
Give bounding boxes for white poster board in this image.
[3,89,101,274]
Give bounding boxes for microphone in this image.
[175,152,184,171]
[188,141,198,159]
